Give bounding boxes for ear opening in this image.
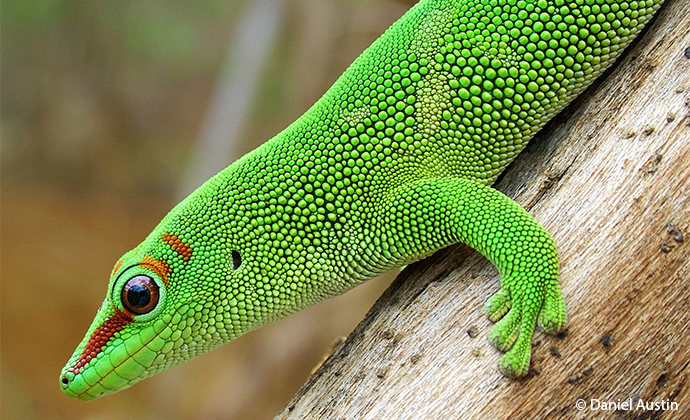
[231,250,241,270]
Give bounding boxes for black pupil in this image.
[127,283,151,308]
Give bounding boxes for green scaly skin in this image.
[61,0,663,400]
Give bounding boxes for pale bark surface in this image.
[276,0,690,418]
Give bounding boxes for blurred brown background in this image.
[1,0,417,419]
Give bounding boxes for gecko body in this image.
[61,0,663,400]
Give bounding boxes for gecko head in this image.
[60,158,322,400]
[59,226,244,400]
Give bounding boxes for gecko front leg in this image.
[372,176,567,377]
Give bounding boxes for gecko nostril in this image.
[61,376,69,385]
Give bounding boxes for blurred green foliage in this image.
[2,0,241,195]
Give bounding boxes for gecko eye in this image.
[122,275,159,314]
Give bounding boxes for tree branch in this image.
[276,0,690,418]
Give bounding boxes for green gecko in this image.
[61,0,663,400]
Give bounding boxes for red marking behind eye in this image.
[139,255,172,287]
[162,233,193,262]
[68,309,133,374]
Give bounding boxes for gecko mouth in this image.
[59,328,154,401]
[59,301,191,400]
[67,309,134,376]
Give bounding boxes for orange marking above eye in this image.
[139,255,172,287]
[162,233,193,261]
[68,309,133,374]
[111,259,124,277]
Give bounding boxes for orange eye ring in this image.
[121,275,159,314]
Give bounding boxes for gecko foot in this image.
[485,274,567,378]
